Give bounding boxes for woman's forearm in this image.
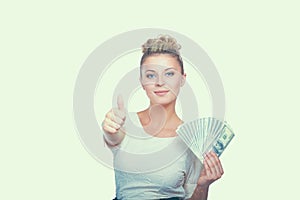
[103,129,125,146]
[189,185,209,200]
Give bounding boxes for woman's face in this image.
[140,54,186,106]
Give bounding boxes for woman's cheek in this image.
[143,86,154,98]
[166,81,181,97]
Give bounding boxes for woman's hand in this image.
[102,95,126,146]
[197,151,224,188]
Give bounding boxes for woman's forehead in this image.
[142,54,181,69]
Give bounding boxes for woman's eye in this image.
[146,74,156,79]
[165,72,174,77]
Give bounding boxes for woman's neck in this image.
[155,102,177,119]
[138,101,183,136]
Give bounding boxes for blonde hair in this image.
[140,35,184,74]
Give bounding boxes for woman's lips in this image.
[154,90,169,96]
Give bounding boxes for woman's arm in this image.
[102,95,126,146]
[189,152,224,200]
[189,186,209,200]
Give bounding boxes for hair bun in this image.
[142,35,181,55]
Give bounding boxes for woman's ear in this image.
[180,73,186,87]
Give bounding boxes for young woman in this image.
[102,35,224,200]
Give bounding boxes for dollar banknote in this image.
[176,117,235,162]
[206,125,235,157]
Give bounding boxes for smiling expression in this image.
[140,54,186,106]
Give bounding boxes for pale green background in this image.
[1,0,299,199]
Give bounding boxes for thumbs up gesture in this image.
[102,95,126,136]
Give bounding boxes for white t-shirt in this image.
[105,112,202,200]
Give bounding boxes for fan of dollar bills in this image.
[176,117,235,162]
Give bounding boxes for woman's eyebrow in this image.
[145,69,156,72]
[143,67,177,72]
[164,67,181,72]
[164,67,175,71]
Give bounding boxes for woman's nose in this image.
[155,76,165,86]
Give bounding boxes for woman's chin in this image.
[150,98,177,106]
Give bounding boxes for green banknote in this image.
[210,125,235,157]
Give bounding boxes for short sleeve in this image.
[184,150,203,199]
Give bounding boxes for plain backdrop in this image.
[1,1,299,199]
